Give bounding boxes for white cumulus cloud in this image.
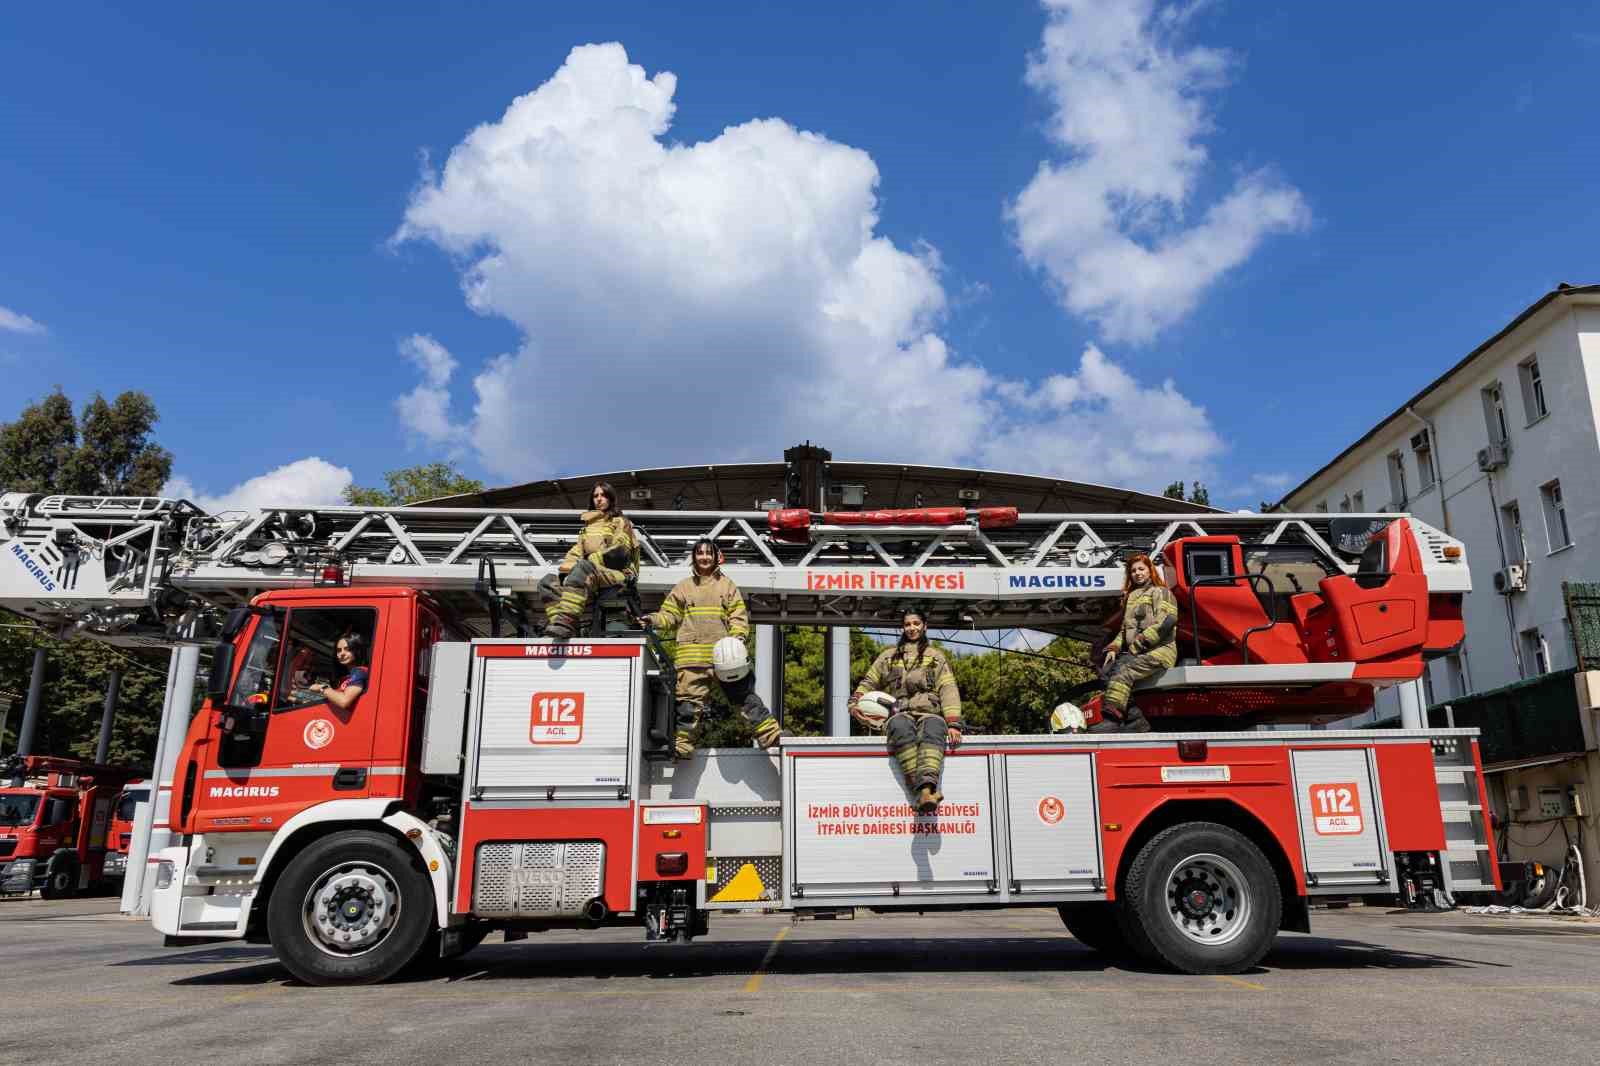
[393,42,1224,489]
[1008,0,1310,343]
[163,458,354,514]
[0,306,46,335]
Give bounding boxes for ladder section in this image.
[1431,736,1495,893]
[0,492,1463,641]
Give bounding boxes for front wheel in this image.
[40,857,79,900]
[266,830,434,986]
[1117,822,1281,974]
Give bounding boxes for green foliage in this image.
[1163,480,1185,500]
[0,388,173,765]
[344,462,484,506]
[0,629,164,768]
[1163,479,1210,507]
[0,388,172,496]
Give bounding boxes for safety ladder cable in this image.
[0,493,1462,641]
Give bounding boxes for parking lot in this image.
[6,896,1600,1065]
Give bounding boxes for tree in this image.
[0,389,174,766]
[343,462,484,506]
[0,388,172,495]
[1163,479,1210,507]
[1163,480,1185,501]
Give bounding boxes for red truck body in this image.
[1,757,141,897]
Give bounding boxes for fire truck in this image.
[101,778,148,881]
[0,756,142,897]
[0,493,1496,984]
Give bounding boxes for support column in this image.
[757,626,786,726]
[15,646,46,761]
[1397,679,1425,730]
[124,645,198,915]
[823,626,851,736]
[95,668,121,765]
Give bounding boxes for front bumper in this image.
[0,858,37,895]
[150,838,255,939]
[103,852,127,878]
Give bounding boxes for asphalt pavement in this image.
[5,894,1599,1065]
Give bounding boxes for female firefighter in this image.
[543,482,641,640]
[848,608,965,814]
[641,537,782,757]
[1094,553,1178,733]
[308,631,370,713]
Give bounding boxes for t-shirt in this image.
[338,666,370,698]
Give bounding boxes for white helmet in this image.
[1049,701,1086,734]
[852,690,896,731]
[712,636,751,682]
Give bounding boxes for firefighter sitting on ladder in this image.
[849,607,965,814]
[1093,553,1177,733]
[640,537,783,758]
[543,482,640,640]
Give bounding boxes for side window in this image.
[273,608,378,712]
[229,610,284,708]
[45,797,75,826]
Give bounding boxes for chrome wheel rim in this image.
[302,861,400,958]
[1164,852,1250,947]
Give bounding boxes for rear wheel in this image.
[1056,902,1132,958]
[266,830,433,986]
[1117,822,1280,974]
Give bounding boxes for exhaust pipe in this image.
[582,898,608,923]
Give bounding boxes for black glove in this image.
[601,544,633,570]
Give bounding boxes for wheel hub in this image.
[304,865,397,956]
[1164,853,1251,947]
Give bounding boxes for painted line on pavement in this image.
[743,927,791,992]
[1213,974,1266,991]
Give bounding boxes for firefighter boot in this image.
[1120,702,1152,733]
[674,702,705,760]
[916,784,943,814]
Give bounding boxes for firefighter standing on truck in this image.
[1093,553,1177,733]
[849,608,965,814]
[543,482,640,640]
[642,537,783,757]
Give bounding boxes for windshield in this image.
[229,610,285,707]
[115,789,149,823]
[0,793,42,827]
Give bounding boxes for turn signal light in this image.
[656,852,689,876]
[1443,545,1463,560]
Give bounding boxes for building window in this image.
[1338,494,1351,513]
[1482,383,1509,445]
[1541,479,1572,551]
[1351,490,1364,512]
[1521,627,1550,677]
[1501,501,1526,563]
[1519,356,1547,422]
[1386,451,1408,509]
[1315,501,1328,513]
[1410,430,1435,492]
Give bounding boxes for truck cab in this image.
[0,757,139,897]
[101,780,148,881]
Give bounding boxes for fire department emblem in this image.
[303,718,335,750]
[1037,795,1065,825]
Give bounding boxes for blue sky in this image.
[2,1,1596,512]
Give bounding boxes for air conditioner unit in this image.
[1477,440,1510,471]
[1410,429,1430,450]
[1493,563,1527,594]
[629,488,653,501]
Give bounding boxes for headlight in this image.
[153,860,175,890]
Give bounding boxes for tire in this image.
[40,856,79,900]
[1116,821,1281,975]
[1057,902,1132,958]
[266,830,434,986]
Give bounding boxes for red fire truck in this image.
[1,756,142,897]
[100,779,148,882]
[0,493,1494,984]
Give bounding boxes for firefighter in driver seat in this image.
[849,607,965,814]
[542,482,640,640]
[639,537,783,758]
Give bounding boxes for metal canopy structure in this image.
[0,491,1467,645]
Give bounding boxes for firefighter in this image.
[543,482,640,640]
[640,537,783,758]
[1094,553,1177,733]
[308,631,370,712]
[849,608,965,814]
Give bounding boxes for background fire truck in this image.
[1,756,141,897]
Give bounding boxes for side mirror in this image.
[206,642,236,701]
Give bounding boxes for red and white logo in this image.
[530,692,585,744]
[1037,795,1065,826]
[1308,782,1364,835]
[303,718,335,750]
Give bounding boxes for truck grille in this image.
[472,841,605,918]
